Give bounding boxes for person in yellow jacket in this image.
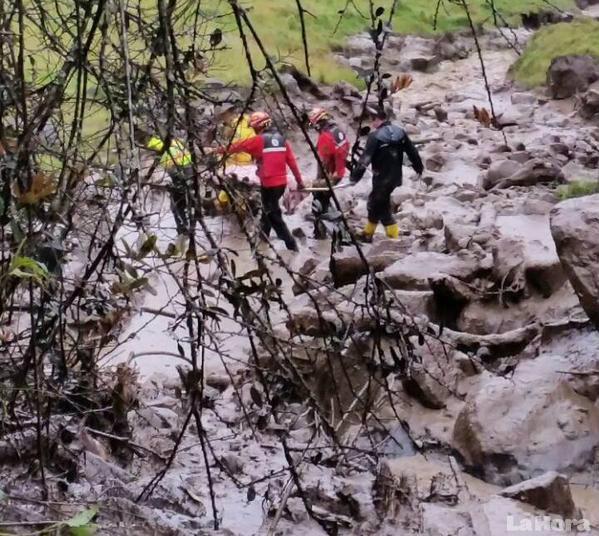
[136,129,193,235]
[216,105,256,207]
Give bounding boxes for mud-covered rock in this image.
[499,471,577,518]
[381,252,481,291]
[331,239,411,287]
[482,160,522,190]
[580,84,599,121]
[484,159,565,190]
[547,55,599,99]
[551,194,599,329]
[453,363,599,485]
[402,338,475,409]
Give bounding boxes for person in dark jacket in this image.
[217,111,305,251]
[308,107,350,239]
[350,109,423,239]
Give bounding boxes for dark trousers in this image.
[311,190,333,238]
[261,186,297,250]
[169,167,193,235]
[367,178,397,226]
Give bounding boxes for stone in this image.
[547,55,599,99]
[433,33,470,61]
[579,84,599,120]
[205,373,231,392]
[486,159,565,190]
[402,338,472,409]
[411,56,438,72]
[511,92,537,105]
[278,73,301,96]
[220,453,245,475]
[425,153,447,172]
[332,81,362,100]
[84,452,133,484]
[381,252,481,291]
[550,194,599,329]
[482,160,522,190]
[434,107,449,122]
[344,34,376,56]
[331,239,411,287]
[444,222,481,251]
[499,471,577,518]
[452,364,599,485]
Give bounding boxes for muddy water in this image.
[102,180,329,378]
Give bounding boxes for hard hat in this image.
[217,190,230,206]
[308,107,331,127]
[248,111,272,130]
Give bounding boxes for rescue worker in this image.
[308,107,350,239]
[215,104,256,208]
[218,104,256,168]
[350,108,424,240]
[135,129,193,236]
[215,111,305,252]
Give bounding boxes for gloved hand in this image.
[297,182,305,191]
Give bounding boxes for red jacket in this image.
[317,123,350,180]
[221,130,303,189]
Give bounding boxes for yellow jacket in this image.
[147,136,192,169]
[227,116,255,166]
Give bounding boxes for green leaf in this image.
[9,256,50,285]
[0,489,7,501]
[69,524,98,536]
[65,506,99,528]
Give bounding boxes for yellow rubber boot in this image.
[363,221,378,239]
[385,223,399,239]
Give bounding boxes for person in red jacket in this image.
[217,111,305,251]
[308,108,350,239]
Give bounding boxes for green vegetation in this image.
[557,179,599,200]
[511,19,599,87]
[212,0,576,85]
[16,0,579,148]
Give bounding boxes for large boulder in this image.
[402,338,476,409]
[484,159,565,190]
[331,239,411,287]
[499,472,577,518]
[547,55,599,99]
[550,194,599,329]
[380,252,481,291]
[452,361,599,485]
[482,160,522,190]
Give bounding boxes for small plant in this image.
[557,180,599,200]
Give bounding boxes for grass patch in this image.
[211,0,576,85]
[557,179,599,200]
[511,18,599,87]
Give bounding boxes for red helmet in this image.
[308,107,331,127]
[249,111,272,130]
